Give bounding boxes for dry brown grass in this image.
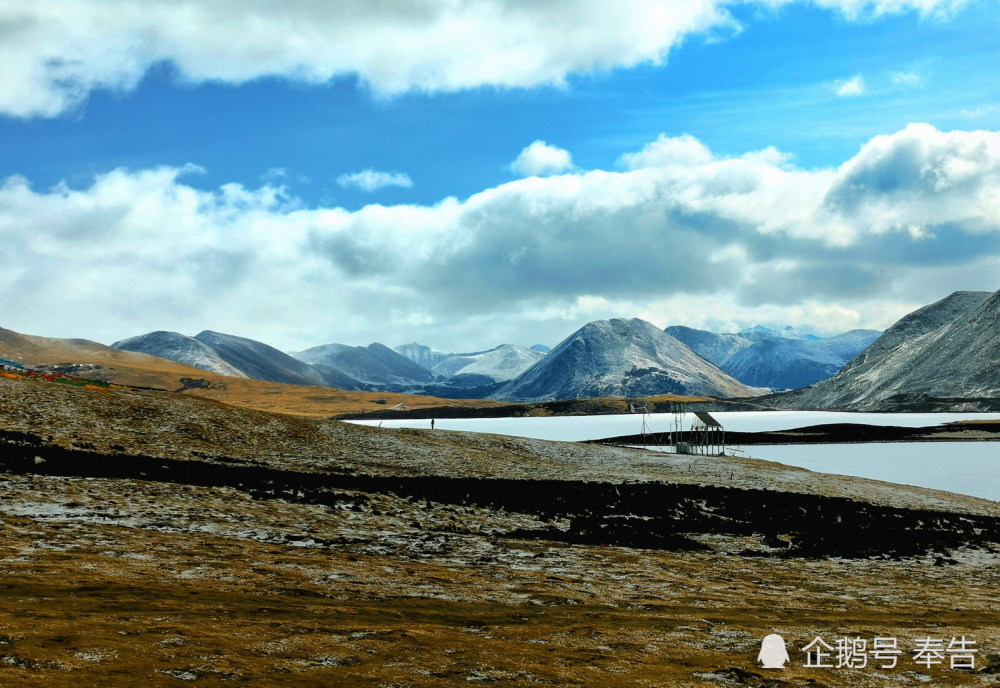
[4,333,1000,686]
[2,498,999,688]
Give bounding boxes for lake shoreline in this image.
[587,420,1000,446]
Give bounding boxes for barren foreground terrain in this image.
[3,375,1000,686]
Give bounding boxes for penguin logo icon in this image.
[757,633,789,669]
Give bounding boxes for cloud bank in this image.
[2,124,998,350]
[0,0,972,118]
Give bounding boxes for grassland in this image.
[2,350,1000,686]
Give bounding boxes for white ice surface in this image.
[347,411,1000,442]
[347,412,1000,501]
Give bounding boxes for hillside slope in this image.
[3,362,1000,687]
[190,330,361,390]
[112,330,249,378]
[784,290,999,410]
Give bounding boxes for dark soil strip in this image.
[3,430,999,559]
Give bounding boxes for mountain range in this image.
[666,325,881,390]
[114,330,363,390]
[7,287,1000,409]
[108,316,885,402]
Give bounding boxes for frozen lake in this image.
[348,411,1000,442]
[347,411,1000,501]
[731,443,1000,502]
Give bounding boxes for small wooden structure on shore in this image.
[689,411,725,455]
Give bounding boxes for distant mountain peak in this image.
[667,323,880,391]
[293,341,433,386]
[495,317,760,402]
[430,343,545,382]
[737,324,820,341]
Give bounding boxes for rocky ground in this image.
[3,375,1000,686]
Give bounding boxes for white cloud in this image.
[509,141,575,177]
[764,0,970,19]
[0,0,734,119]
[891,70,922,86]
[3,124,999,351]
[336,169,413,192]
[0,0,970,119]
[812,0,969,18]
[618,134,714,169]
[836,74,866,96]
[823,123,1000,234]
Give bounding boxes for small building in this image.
[689,411,725,455]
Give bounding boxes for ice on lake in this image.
[736,442,1000,502]
[347,411,1000,501]
[348,410,1000,442]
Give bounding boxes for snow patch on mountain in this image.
[430,344,545,382]
[112,331,249,378]
[393,342,450,370]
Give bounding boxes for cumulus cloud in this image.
[0,0,971,119]
[3,124,999,350]
[509,141,575,177]
[823,123,1000,233]
[0,0,733,118]
[836,75,866,96]
[618,134,714,169]
[336,169,413,192]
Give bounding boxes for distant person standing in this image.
[431,419,435,430]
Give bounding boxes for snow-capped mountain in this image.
[663,326,750,367]
[666,325,880,390]
[112,331,249,378]
[493,318,762,402]
[783,290,998,410]
[395,342,547,383]
[292,342,433,387]
[393,342,451,370]
[740,325,821,341]
[430,344,545,382]
[723,330,880,390]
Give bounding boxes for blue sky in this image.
[1,0,999,352]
